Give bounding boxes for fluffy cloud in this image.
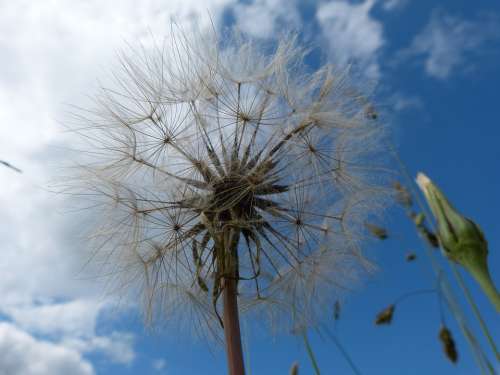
[63,333,135,365]
[316,0,384,79]
[0,323,94,375]
[381,0,408,11]
[400,10,499,79]
[152,358,167,371]
[391,94,423,112]
[233,0,301,38]
[5,300,102,338]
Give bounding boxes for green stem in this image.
[467,263,500,314]
[387,143,494,372]
[301,330,321,375]
[451,264,500,360]
[322,326,362,375]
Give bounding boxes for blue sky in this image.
[0,0,499,374]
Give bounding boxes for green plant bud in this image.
[416,172,500,312]
[417,173,488,267]
[416,173,487,267]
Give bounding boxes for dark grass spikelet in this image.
[365,222,388,240]
[412,213,439,248]
[393,181,412,208]
[375,304,395,325]
[406,252,416,262]
[439,326,458,363]
[333,300,341,321]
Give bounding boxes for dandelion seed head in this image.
[68,24,390,339]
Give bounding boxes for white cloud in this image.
[400,10,499,79]
[63,332,135,365]
[233,0,386,75]
[153,358,167,371]
[0,323,94,375]
[391,94,423,112]
[233,0,301,39]
[5,300,102,338]
[381,0,408,11]
[316,0,384,79]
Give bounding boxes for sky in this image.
[0,0,499,374]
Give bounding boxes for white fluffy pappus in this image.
[66,25,391,341]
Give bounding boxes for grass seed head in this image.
[375,304,395,325]
[438,325,458,364]
[405,252,416,262]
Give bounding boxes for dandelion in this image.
[68,25,388,374]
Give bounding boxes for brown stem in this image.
[223,276,245,375]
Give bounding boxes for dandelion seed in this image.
[67,24,389,374]
[289,362,299,375]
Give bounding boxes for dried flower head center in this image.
[212,176,254,216]
[204,162,285,226]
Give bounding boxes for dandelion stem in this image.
[223,248,245,375]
